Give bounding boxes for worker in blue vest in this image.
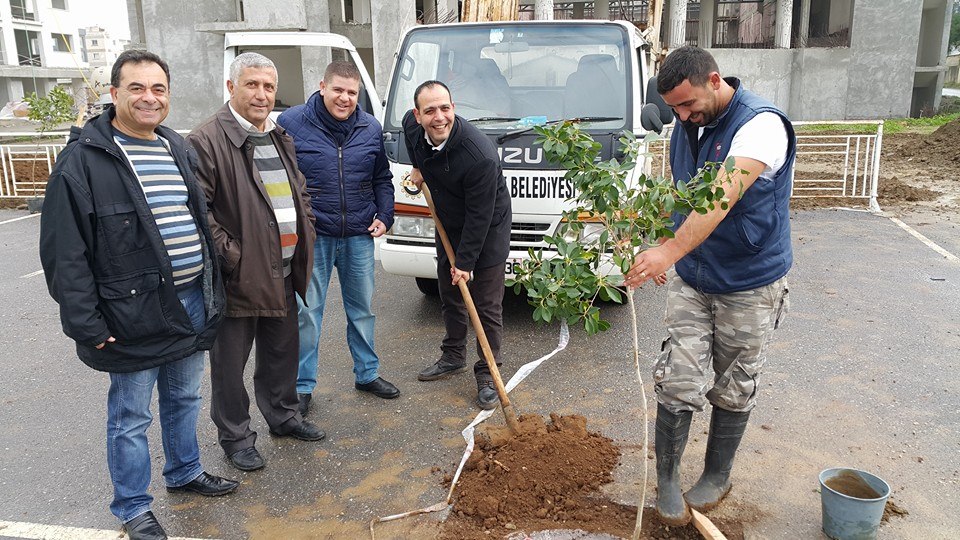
[624,46,796,525]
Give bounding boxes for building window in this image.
[685,0,702,47]
[15,29,41,66]
[52,33,72,53]
[713,0,777,49]
[91,39,98,46]
[792,0,853,48]
[10,0,37,21]
[51,0,66,8]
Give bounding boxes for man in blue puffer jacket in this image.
[277,61,400,415]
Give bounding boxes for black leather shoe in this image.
[417,359,467,381]
[355,377,400,399]
[228,447,265,472]
[272,420,326,441]
[167,471,238,497]
[124,511,168,540]
[477,381,499,410]
[297,392,312,417]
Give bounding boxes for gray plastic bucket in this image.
[819,467,890,540]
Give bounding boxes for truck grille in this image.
[387,221,553,248]
[510,222,551,246]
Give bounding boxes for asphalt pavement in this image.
[0,207,957,539]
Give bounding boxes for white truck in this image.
[377,20,671,295]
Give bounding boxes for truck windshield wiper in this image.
[496,116,622,144]
[469,116,521,123]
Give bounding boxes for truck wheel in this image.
[416,277,439,296]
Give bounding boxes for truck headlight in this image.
[561,222,605,245]
[391,216,436,238]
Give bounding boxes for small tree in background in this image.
[507,121,735,539]
[24,86,76,184]
[24,86,76,133]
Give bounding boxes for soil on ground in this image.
[882,499,909,523]
[0,158,50,202]
[438,413,744,540]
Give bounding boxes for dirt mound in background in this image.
[925,117,960,165]
[885,117,960,178]
[439,413,743,540]
[879,176,939,203]
[876,124,960,211]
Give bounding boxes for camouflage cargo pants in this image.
[653,270,790,414]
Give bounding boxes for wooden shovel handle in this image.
[691,509,728,540]
[420,182,520,434]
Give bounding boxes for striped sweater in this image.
[247,131,298,277]
[114,130,203,290]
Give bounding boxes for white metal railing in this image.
[0,130,190,199]
[0,131,69,198]
[791,120,883,212]
[643,120,883,211]
[0,143,66,198]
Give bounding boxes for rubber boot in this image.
[683,406,751,512]
[654,403,693,526]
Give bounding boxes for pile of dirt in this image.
[0,199,27,210]
[881,499,909,523]
[878,176,940,203]
[438,413,743,540]
[876,125,960,211]
[892,116,960,171]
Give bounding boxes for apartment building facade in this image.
[0,0,88,105]
[81,24,126,68]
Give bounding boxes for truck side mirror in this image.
[645,76,674,124]
[383,131,399,161]
[640,103,665,134]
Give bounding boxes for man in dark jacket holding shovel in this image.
[403,80,512,410]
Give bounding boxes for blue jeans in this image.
[106,284,206,522]
[297,234,380,393]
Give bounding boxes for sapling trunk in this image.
[627,288,649,540]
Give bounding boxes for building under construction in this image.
[125,0,954,128]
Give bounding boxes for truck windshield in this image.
[384,24,629,132]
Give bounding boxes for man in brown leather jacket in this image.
[188,52,324,472]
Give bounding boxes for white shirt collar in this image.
[424,130,446,152]
[228,102,275,133]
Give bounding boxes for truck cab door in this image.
[222,32,381,120]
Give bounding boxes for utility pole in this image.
[535,0,554,20]
[646,0,664,55]
[461,0,519,22]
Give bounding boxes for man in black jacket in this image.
[39,50,236,540]
[403,80,512,410]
